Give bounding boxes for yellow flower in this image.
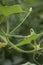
[0,42,7,48]
[36,44,40,49]
[34,43,40,49]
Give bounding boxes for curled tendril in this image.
[30,28,35,35]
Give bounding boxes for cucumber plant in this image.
[0,0,43,65]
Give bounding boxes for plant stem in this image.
[10,7,32,34]
[0,35,43,53]
[7,39,36,53]
[7,39,43,53]
[0,29,5,35]
[0,35,7,44]
[5,34,31,38]
[6,17,9,34]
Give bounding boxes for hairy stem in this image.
[5,34,31,38]
[6,17,10,34]
[10,7,32,34]
[7,38,43,53]
[0,35,7,44]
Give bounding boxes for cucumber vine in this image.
[0,1,43,65]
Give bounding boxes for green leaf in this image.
[16,33,42,47]
[0,15,6,24]
[0,5,24,16]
